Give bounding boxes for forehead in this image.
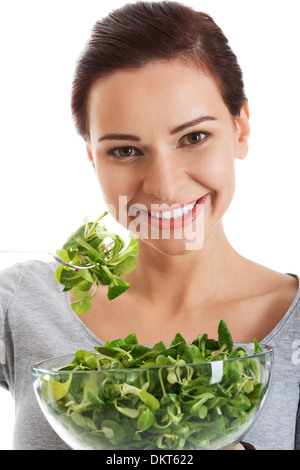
[87,60,228,134]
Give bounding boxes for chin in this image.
[139,236,205,256]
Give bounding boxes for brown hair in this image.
[71,1,247,141]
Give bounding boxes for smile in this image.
[150,201,197,220]
[132,194,208,230]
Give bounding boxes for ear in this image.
[86,143,96,171]
[235,104,250,160]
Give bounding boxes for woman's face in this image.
[86,60,249,255]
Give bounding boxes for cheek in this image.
[210,157,236,213]
[210,158,235,190]
[192,150,235,191]
[94,161,140,208]
[191,144,236,213]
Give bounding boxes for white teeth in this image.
[173,208,184,218]
[150,201,196,219]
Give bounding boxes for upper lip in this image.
[131,195,207,213]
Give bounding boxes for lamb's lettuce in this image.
[54,213,139,313]
[40,321,266,450]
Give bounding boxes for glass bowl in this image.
[32,343,273,450]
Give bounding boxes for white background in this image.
[0,0,299,450]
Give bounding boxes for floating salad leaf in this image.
[40,321,269,450]
[54,213,139,313]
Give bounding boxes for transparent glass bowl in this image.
[32,343,273,450]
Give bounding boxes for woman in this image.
[0,1,299,450]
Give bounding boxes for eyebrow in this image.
[97,115,217,143]
[170,115,217,135]
[98,133,140,143]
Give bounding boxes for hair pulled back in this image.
[71,1,247,141]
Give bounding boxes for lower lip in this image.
[139,194,208,230]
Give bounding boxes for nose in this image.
[142,149,187,203]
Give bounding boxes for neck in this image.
[124,222,242,310]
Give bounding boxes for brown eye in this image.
[179,131,209,147]
[119,147,133,157]
[108,146,142,159]
[187,132,204,144]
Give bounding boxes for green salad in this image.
[47,215,270,449]
[40,321,266,450]
[54,213,139,314]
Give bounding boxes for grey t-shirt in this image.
[0,260,299,450]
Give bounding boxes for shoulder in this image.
[237,259,299,303]
[0,261,27,308]
[0,260,59,306]
[249,266,300,325]
[229,260,300,342]
[251,269,300,343]
[0,259,56,283]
